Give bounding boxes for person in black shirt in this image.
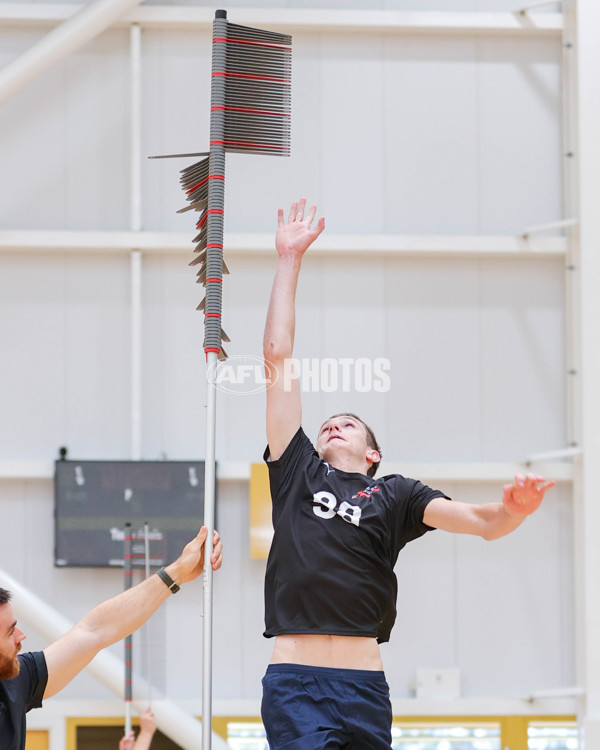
[0,527,222,750]
[260,198,555,749]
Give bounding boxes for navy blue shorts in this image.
[261,663,392,749]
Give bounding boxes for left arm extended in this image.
[423,473,555,541]
[43,527,222,699]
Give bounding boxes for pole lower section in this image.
[202,350,218,750]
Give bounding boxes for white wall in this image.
[0,4,572,714]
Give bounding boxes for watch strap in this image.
[156,567,180,594]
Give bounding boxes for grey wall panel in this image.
[0,29,68,230]
[479,258,565,460]
[453,481,574,697]
[142,30,212,232]
[0,253,131,460]
[383,36,480,234]
[0,29,130,231]
[477,36,562,234]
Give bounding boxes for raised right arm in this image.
[263,198,324,460]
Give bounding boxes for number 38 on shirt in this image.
[312,491,362,527]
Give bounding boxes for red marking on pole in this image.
[211,140,288,150]
[213,37,291,51]
[206,278,223,283]
[212,71,290,83]
[205,313,221,317]
[212,105,290,117]
[205,348,221,356]
[206,243,223,248]
[209,174,225,180]
[208,208,224,213]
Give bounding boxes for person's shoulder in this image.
[16,651,47,685]
[265,426,316,465]
[378,473,422,498]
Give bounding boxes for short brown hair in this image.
[0,588,11,606]
[327,413,382,478]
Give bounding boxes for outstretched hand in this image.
[119,732,135,750]
[276,198,325,258]
[502,473,555,516]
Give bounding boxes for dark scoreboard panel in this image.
[54,460,209,568]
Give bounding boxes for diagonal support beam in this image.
[0,0,144,106]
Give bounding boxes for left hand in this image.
[139,707,156,737]
[502,473,555,516]
[119,732,135,750]
[166,527,223,585]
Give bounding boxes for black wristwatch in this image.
[156,567,180,594]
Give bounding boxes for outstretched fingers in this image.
[295,197,306,221]
[287,201,298,224]
[525,473,556,495]
[311,215,325,239]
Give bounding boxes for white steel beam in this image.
[0,0,144,106]
[0,230,567,258]
[0,5,563,36]
[575,0,600,746]
[0,459,575,483]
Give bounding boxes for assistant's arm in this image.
[264,198,324,460]
[43,527,222,699]
[423,473,555,540]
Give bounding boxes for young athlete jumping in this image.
[260,198,555,749]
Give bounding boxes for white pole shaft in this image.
[129,22,142,460]
[0,0,144,106]
[130,249,142,460]
[144,521,152,705]
[0,566,230,749]
[202,351,218,750]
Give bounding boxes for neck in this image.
[325,456,370,476]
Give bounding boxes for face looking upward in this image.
[0,603,25,680]
[316,415,380,475]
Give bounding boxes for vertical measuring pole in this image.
[201,11,228,750]
[143,520,152,705]
[124,522,133,736]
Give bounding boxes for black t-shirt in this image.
[0,651,48,750]
[263,427,451,643]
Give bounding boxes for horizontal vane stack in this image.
[212,22,292,156]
